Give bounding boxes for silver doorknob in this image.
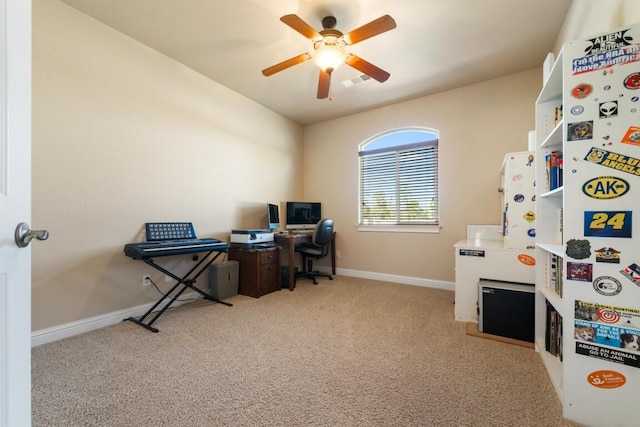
[15,222,49,248]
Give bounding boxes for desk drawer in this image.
[259,250,279,265]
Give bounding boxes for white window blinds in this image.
[359,140,439,225]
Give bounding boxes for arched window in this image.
[358,127,439,232]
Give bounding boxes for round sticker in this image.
[571,105,584,115]
[587,370,626,389]
[624,72,640,89]
[517,254,535,266]
[592,276,622,296]
[572,83,593,99]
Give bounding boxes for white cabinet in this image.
[500,151,536,250]
[534,24,640,427]
[454,236,535,323]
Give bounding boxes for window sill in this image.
[357,224,441,234]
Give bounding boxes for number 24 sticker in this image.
[584,211,632,238]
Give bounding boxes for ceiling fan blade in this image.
[317,69,331,99]
[280,14,322,41]
[345,54,390,83]
[344,15,396,45]
[262,53,311,76]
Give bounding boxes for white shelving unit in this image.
[534,24,640,427]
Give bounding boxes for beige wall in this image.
[31,0,304,330]
[303,69,541,282]
[32,1,637,333]
[553,0,640,53]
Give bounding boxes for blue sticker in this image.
[527,229,536,237]
[584,211,632,238]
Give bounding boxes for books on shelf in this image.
[549,253,563,297]
[545,301,563,360]
[545,151,563,191]
[554,105,563,127]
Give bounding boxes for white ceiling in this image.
[58,0,573,126]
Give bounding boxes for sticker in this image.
[621,126,640,146]
[570,105,584,115]
[566,239,591,259]
[572,83,593,99]
[599,101,618,118]
[593,276,622,296]
[517,254,535,266]
[584,147,640,177]
[527,229,535,238]
[459,249,484,257]
[584,211,632,238]
[523,211,535,222]
[568,121,593,140]
[620,263,640,286]
[597,307,622,324]
[513,194,525,203]
[576,342,640,368]
[595,247,621,263]
[584,30,634,55]
[567,262,593,282]
[624,72,640,89]
[587,370,626,388]
[582,176,630,199]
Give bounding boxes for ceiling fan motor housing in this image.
[322,16,337,29]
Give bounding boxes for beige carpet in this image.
[32,276,576,426]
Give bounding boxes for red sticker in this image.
[624,72,640,89]
[572,83,593,99]
[518,254,535,266]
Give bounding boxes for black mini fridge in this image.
[478,279,534,343]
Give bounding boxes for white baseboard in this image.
[31,271,453,347]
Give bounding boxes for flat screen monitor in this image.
[267,203,280,231]
[285,202,321,230]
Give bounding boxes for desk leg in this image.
[288,241,295,291]
[331,232,336,275]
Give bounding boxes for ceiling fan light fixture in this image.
[312,38,346,73]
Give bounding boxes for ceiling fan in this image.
[262,14,397,99]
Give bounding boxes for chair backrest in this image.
[312,218,334,248]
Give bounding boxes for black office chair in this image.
[295,218,334,285]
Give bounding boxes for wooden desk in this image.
[274,231,336,290]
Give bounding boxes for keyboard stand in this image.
[124,249,232,333]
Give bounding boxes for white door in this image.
[0,0,32,425]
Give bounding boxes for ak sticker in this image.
[584,211,632,238]
[582,176,630,199]
[584,148,640,177]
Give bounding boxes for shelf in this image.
[535,339,563,402]
[540,186,563,198]
[540,119,563,149]
[536,50,563,104]
[541,287,563,316]
[536,243,563,256]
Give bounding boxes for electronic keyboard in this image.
[124,238,227,260]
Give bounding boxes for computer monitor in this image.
[285,202,321,230]
[267,203,280,232]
